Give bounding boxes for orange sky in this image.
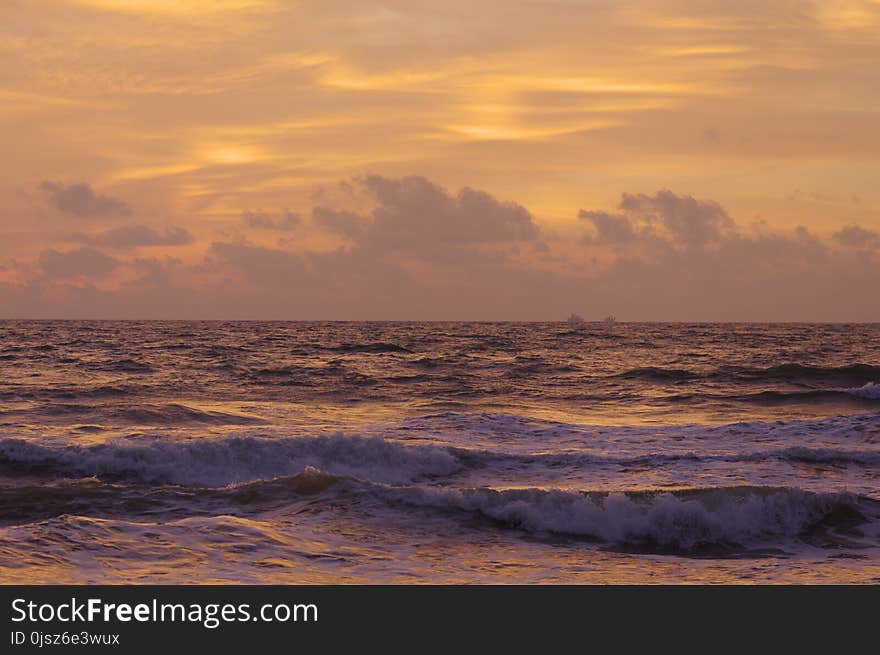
[1,0,879,319]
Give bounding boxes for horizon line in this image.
[1,318,878,325]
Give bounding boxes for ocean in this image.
[0,321,878,583]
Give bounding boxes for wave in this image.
[458,445,880,468]
[396,408,880,441]
[379,484,876,553]
[764,446,880,466]
[733,363,880,384]
[2,427,877,490]
[112,404,268,426]
[3,385,136,401]
[326,342,413,354]
[252,365,306,377]
[2,471,873,555]
[0,467,342,526]
[249,365,318,385]
[612,367,701,381]
[841,382,880,400]
[247,363,382,390]
[0,403,268,426]
[661,388,880,406]
[0,434,462,486]
[406,356,459,368]
[87,359,154,374]
[608,363,880,385]
[721,389,880,405]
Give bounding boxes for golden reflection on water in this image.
[2,515,878,584]
[2,322,879,584]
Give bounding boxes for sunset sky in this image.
[2,0,879,320]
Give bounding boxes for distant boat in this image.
[567,313,585,324]
[602,315,617,326]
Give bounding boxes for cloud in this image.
[242,209,300,231]
[578,190,824,257]
[39,182,131,218]
[195,176,542,299]
[833,224,880,249]
[364,174,539,245]
[71,224,193,249]
[578,210,637,244]
[310,207,367,239]
[38,247,119,279]
[123,256,184,290]
[570,190,880,319]
[619,190,734,246]
[194,176,548,315]
[580,190,740,249]
[310,175,540,264]
[208,241,307,286]
[6,177,880,321]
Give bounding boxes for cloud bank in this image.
[2,176,879,320]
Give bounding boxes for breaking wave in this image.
[841,382,880,400]
[0,471,874,555]
[0,434,462,486]
[2,427,877,488]
[378,484,875,553]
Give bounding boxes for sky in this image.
[1,0,879,320]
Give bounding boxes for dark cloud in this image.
[198,176,548,315]
[40,182,131,218]
[578,190,831,259]
[578,210,637,244]
[570,190,880,319]
[311,175,540,260]
[242,210,301,231]
[364,174,539,245]
[580,190,736,248]
[833,224,880,249]
[38,247,118,279]
[71,225,193,249]
[619,190,734,246]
